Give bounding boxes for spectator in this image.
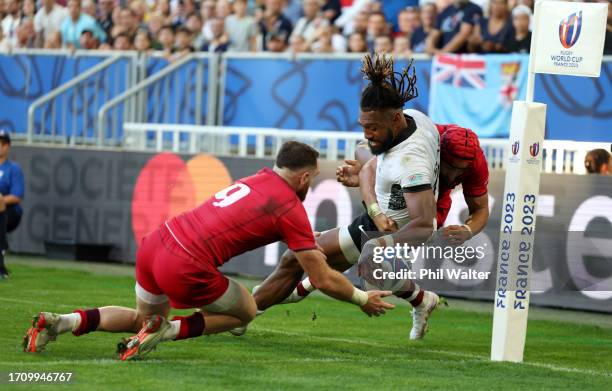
[97,0,113,38]
[129,0,147,26]
[60,0,106,48]
[79,28,98,49]
[81,0,95,18]
[289,33,308,53]
[14,16,34,48]
[172,0,195,27]
[395,7,420,38]
[203,17,229,53]
[426,0,482,54]
[43,30,61,48]
[225,0,257,52]
[113,30,131,50]
[259,0,292,51]
[156,24,174,53]
[34,0,68,46]
[291,0,328,46]
[367,11,388,43]
[134,28,151,51]
[410,2,436,53]
[265,30,287,52]
[168,25,193,59]
[347,31,367,53]
[346,10,369,36]
[147,12,163,39]
[186,12,205,50]
[374,34,392,54]
[215,0,231,21]
[584,148,611,175]
[0,130,25,280]
[2,0,22,47]
[504,4,531,54]
[469,0,513,53]
[393,35,411,56]
[118,6,138,40]
[200,0,216,42]
[156,0,172,25]
[321,0,341,24]
[21,0,35,18]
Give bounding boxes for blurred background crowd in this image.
[0,0,610,58]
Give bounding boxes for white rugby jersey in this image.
[374,109,440,229]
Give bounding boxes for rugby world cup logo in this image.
[559,11,582,49]
[529,142,540,157]
[512,141,520,155]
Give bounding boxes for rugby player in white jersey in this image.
[247,54,441,340]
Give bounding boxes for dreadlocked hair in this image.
[360,53,418,111]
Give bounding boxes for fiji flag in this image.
[428,54,529,138]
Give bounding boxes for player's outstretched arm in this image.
[294,249,395,317]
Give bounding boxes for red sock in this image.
[72,308,100,336]
[296,281,311,297]
[396,289,425,307]
[172,312,205,340]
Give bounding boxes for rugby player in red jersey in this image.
[23,141,394,360]
[249,124,489,340]
[247,55,444,340]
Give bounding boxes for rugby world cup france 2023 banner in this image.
[9,146,612,313]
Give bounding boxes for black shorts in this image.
[346,211,378,253]
[6,205,22,233]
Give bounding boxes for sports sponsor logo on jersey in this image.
[406,173,424,185]
[559,11,582,49]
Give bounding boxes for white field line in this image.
[2,297,610,379]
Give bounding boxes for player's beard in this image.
[297,185,309,202]
[368,128,396,155]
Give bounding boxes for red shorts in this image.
[135,224,229,309]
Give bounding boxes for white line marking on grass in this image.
[3,297,610,378]
[0,297,77,309]
[254,327,612,378]
[0,357,354,366]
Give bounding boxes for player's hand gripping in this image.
[442,225,472,246]
[336,160,362,187]
[360,291,395,317]
[372,213,398,232]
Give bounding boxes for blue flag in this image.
[428,54,529,138]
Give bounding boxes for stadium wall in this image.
[9,146,612,313]
[2,53,611,141]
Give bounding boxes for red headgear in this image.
[440,125,480,164]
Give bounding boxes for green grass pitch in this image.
[0,257,611,390]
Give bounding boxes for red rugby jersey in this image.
[165,167,316,266]
[435,124,489,227]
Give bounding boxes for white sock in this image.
[300,277,314,293]
[163,320,181,341]
[56,313,81,334]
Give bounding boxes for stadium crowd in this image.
[0,0,610,57]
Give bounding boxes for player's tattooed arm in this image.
[359,158,397,232]
[335,142,373,187]
[390,188,436,246]
[295,249,395,316]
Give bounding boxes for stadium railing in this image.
[26,53,137,145]
[97,53,217,146]
[122,122,608,174]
